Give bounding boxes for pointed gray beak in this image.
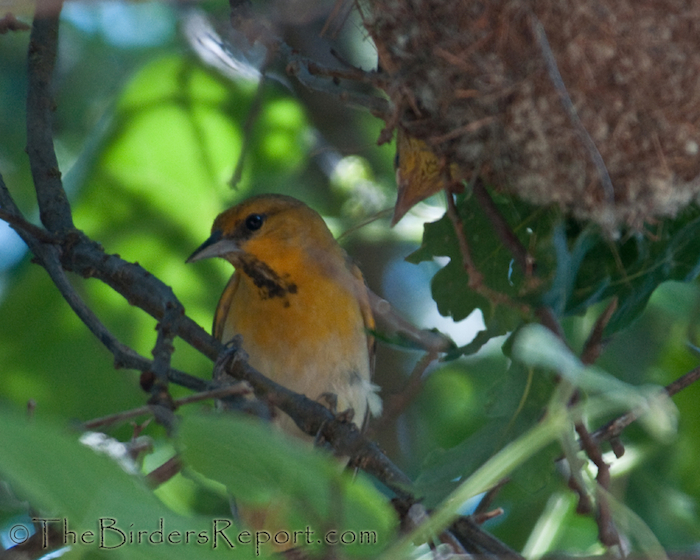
[186,230,240,263]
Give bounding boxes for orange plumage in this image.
[188,194,382,436]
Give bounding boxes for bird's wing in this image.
[350,261,376,379]
[213,272,241,341]
[349,261,380,431]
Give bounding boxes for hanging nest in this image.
[364,0,700,231]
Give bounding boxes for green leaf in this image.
[567,207,700,333]
[406,190,548,353]
[413,419,510,507]
[409,184,700,345]
[415,358,556,506]
[0,407,234,559]
[177,413,397,557]
[513,324,678,440]
[540,223,603,316]
[384,402,574,560]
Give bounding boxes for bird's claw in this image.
[319,391,338,413]
[336,407,355,424]
[318,392,355,423]
[213,335,247,382]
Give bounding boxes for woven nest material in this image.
[365,0,700,230]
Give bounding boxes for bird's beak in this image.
[186,230,239,263]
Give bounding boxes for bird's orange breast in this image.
[217,250,374,435]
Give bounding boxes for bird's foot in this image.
[319,391,338,413]
[213,335,247,382]
[318,391,355,423]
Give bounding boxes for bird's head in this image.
[187,194,340,268]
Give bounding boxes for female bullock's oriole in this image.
[187,194,382,436]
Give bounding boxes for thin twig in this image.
[665,365,700,398]
[567,301,621,546]
[307,58,384,86]
[282,43,390,117]
[472,508,505,525]
[83,383,251,430]
[146,456,182,487]
[148,304,182,411]
[368,291,453,353]
[0,208,210,394]
[0,12,31,33]
[446,188,530,314]
[320,0,353,39]
[471,178,534,276]
[368,351,437,437]
[230,73,267,188]
[536,306,566,340]
[575,421,620,547]
[0,207,57,243]
[336,208,394,241]
[591,364,700,446]
[563,419,593,515]
[580,298,618,365]
[473,478,510,518]
[428,116,495,145]
[445,189,482,287]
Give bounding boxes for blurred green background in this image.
[1,1,700,557]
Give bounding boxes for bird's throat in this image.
[236,255,298,303]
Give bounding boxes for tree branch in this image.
[83,383,252,430]
[26,0,73,233]
[472,177,534,276]
[591,364,700,448]
[0,207,57,243]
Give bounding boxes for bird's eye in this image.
[245,213,265,231]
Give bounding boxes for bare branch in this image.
[147,304,182,411]
[230,74,268,188]
[472,178,534,276]
[26,0,74,233]
[575,422,620,547]
[591,364,700,446]
[0,207,57,243]
[369,351,437,436]
[146,456,182,487]
[283,47,390,117]
[83,383,251,430]
[445,189,528,314]
[580,298,618,366]
[368,291,453,353]
[0,13,31,33]
[0,198,211,395]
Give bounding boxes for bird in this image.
[187,194,382,438]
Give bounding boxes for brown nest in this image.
[365,0,700,231]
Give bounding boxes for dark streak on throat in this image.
[239,256,298,305]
